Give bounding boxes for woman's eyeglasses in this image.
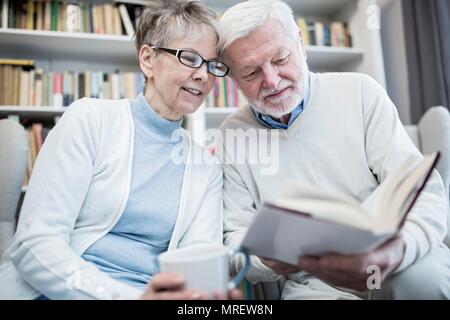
[150,46,229,78]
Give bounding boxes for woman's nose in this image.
[192,63,209,82]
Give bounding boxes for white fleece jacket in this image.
[0,97,223,299]
[217,72,448,284]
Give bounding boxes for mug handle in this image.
[227,246,250,291]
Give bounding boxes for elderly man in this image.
[216,0,450,299]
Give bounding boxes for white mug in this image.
[158,244,249,295]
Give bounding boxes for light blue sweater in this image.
[82,94,187,289]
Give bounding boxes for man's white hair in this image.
[218,0,300,58]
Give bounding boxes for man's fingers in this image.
[150,272,185,292]
[262,257,301,274]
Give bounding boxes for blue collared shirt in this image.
[251,73,311,129]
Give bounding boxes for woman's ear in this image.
[139,45,156,80]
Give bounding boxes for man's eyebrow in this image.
[239,63,259,73]
[275,47,289,56]
[181,47,219,60]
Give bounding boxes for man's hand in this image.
[140,272,244,300]
[298,236,406,291]
[261,257,301,275]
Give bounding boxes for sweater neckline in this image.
[129,93,183,143]
[285,72,316,135]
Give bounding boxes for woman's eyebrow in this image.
[181,47,219,60]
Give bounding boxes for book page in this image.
[276,181,376,230]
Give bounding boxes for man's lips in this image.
[264,86,290,99]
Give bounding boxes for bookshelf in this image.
[0,29,136,64]
[0,0,386,146]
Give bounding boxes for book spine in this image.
[78,72,84,98]
[44,1,51,31]
[62,70,69,106]
[104,3,113,35]
[113,5,122,35]
[53,72,63,107]
[0,65,5,105]
[34,68,43,106]
[118,4,134,36]
[19,69,29,106]
[26,0,34,30]
[1,0,8,29]
[36,0,43,30]
[50,0,58,31]
[28,69,35,106]
[66,4,81,32]
[7,0,14,28]
[48,71,53,106]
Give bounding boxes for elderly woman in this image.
[0,0,234,300]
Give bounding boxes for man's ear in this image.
[139,45,156,79]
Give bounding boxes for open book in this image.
[241,152,441,265]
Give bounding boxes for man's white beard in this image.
[251,88,302,119]
[248,73,308,119]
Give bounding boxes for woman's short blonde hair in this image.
[135,0,219,53]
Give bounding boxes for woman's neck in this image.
[144,87,182,121]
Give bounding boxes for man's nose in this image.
[262,66,281,90]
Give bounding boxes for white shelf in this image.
[306,46,364,70]
[0,106,66,121]
[204,0,355,17]
[204,108,238,115]
[0,29,136,65]
[0,29,363,71]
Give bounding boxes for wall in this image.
[378,0,412,124]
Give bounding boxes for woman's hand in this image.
[140,272,244,300]
[140,272,207,300]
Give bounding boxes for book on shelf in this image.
[0,58,34,66]
[297,17,352,48]
[118,3,134,36]
[1,0,8,29]
[23,122,51,187]
[204,77,248,109]
[241,152,441,265]
[0,63,145,107]
[115,1,145,36]
[1,1,146,36]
